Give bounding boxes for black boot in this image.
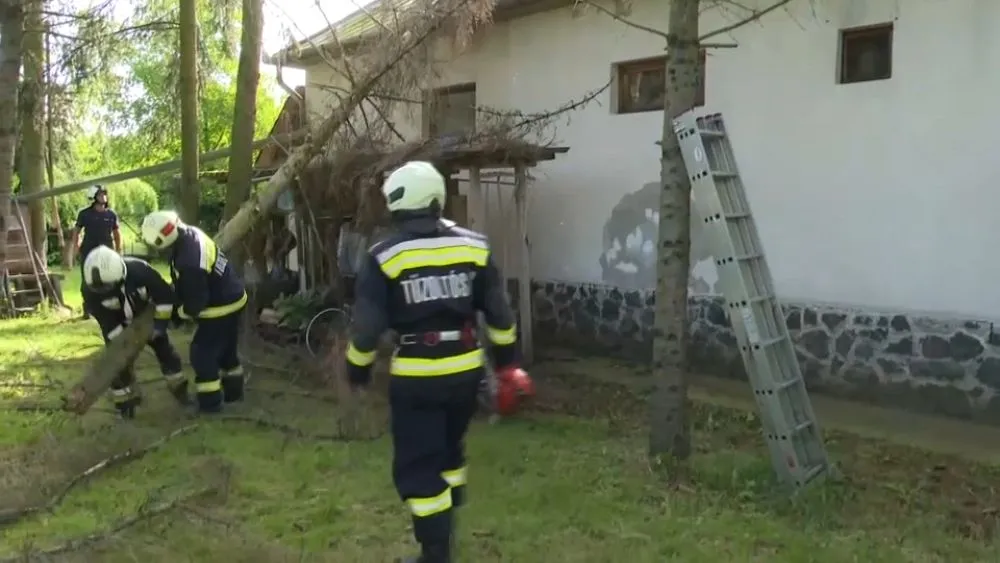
[396,542,451,563]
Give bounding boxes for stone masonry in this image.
[529,280,1000,424]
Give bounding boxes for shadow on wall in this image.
[599,181,721,293]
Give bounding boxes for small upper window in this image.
[614,51,706,114]
[839,24,893,84]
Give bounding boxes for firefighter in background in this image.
[140,210,248,414]
[72,185,121,320]
[345,161,534,563]
[81,246,185,418]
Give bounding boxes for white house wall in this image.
[300,0,1000,422]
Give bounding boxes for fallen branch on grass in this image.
[0,424,201,529]
[0,487,216,563]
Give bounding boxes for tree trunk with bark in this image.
[178,0,200,224]
[224,0,264,271]
[0,0,24,273]
[44,23,66,267]
[648,0,700,460]
[19,0,45,260]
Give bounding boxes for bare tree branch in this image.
[699,0,793,41]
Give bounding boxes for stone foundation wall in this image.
[530,280,1000,424]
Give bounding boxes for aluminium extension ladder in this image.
[673,111,834,490]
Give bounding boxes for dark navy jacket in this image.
[75,206,118,255]
[169,225,246,320]
[83,257,175,342]
[346,217,517,386]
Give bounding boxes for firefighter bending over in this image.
[81,246,185,418]
[140,211,248,414]
[345,161,535,563]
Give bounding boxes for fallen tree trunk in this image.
[62,2,462,414]
[14,129,307,204]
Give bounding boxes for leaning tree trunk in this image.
[223,0,264,271]
[20,0,45,261]
[0,0,24,272]
[648,0,700,460]
[178,0,200,224]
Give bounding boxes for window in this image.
[614,51,706,114]
[424,83,477,137]
[838,24,893,84]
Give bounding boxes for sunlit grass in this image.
[0,298,998,561]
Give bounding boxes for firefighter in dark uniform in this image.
[81,245,185,418]
[345,161,534,563]
[140,210,248,414]
[72,185,121,319]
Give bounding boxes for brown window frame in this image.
[838,23,893,84]
[423,82,477,137]
[614,51,706,115]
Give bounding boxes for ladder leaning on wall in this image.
[1,200,63,317]
[672,110,835,490]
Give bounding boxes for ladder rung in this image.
[11,288,41,295]
[699,129,725,138]
[800,463,826,485]
[775,378,802,391]
[725,212,751,219]
[791,420,813,435]
[14,307,36,312]
[750,336,784,349]
[712,170,737,179]
[735,253,763,261]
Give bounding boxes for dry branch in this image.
[0,424,200,529]
[64,0,484,415]
[0,487,216,563]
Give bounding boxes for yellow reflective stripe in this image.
[486,324,516,345]
[347,343,376,367]
[391,350,484,377]
[164,371,186,383]
[195,229,217,273]
[107,325,125,339]
[380,247,488,279]
[196,380,221,393]
[154,304,173,320]
[194,291,248,319]
[406,489,452,517]
[109,387,131,403]
[442,467,467,487]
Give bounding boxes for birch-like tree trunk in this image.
[224,0,263,224]
[20,0,45,260]
[648,0,700,460]
[0,0,24,272]
[178,0,200,224]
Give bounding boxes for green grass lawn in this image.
[1,286,999,561]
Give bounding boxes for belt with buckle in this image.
[399,326,478,348]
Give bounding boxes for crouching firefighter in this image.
[344,161,535,563]
[140,210,248,414]
[81,245,185,418]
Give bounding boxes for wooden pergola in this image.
[426,143,569,364]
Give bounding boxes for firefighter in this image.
[139,210,248,414]
[345,161,534,563]
[72,185,121,319]
[81,245,185,418]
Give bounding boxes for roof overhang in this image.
[265,0,574,68]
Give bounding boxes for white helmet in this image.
[86,184,107,201]
[381,161,446,213]
[83,245,126,292]
[141,210,182,250]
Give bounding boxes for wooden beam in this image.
[513,165,533,364]
[14,129,308,204]
[466,166,486,232]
